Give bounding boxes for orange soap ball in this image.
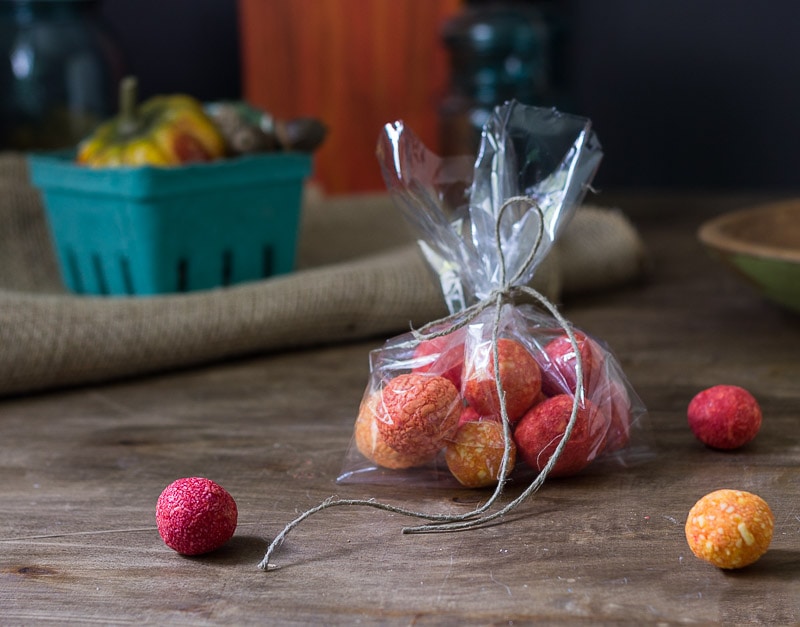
[445,419,516,488]
[687,384,762,449]
[375,373,461,457]
[514,394,607,477]
[156,477,238,556]
[463,338,541,424]
[685,489,774,569]
[354,394,437,469]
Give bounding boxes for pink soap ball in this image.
[514,394,608,477]
[156,477,238,556]
[540,330,604,397]
[463,338,542,424]
[411,334,465,390]
[687,384,762,450]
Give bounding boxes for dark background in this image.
[97,0,799,191]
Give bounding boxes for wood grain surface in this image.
[1,192,799,625]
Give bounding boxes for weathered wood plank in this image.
[1,193,798,624]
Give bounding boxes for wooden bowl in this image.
[698,199,800,313]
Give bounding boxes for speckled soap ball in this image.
[156,477,238,556]
[687,384,762,449]
[354,394,437,469]
[375,373,461,457]
[445,419,516,488]
[685,489,774,569]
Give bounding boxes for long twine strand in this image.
[402,284,582,534]
[258,196,584,570]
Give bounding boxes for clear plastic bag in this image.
[337,101,650,489]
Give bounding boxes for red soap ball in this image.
[156,477,238,556]
[540,330,603,397]
[445,420,516,488]
[354,393,437,469]
[598,380,633,454]
[687,385,762,450]
[514,394,607,477]
[685,489,774,569]
[375,373,461,457]
[411,334,465,390]
[463,338,541,424]
[458,405,481,427]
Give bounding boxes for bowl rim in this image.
[697,198,800,264]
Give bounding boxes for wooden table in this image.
[2,192,798,625]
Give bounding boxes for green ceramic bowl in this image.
[698,199,800,313]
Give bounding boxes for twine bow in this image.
[258,196,584,570]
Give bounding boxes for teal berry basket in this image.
[28,151,312,296]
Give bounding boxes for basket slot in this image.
[91,254,109,295]
[262,245,273,278]
[221,249,233,286]
[177,258,189,292]
[119,258,135,295]
[66,249,85,294]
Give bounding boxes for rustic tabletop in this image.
[1,192,798,625]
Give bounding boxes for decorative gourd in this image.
[77,76,225,167]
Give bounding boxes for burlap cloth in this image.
[0,153,647,397]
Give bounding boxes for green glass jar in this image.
[439,1,567,157]
[0,0,124,150]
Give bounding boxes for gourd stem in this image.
[117,76,140,136]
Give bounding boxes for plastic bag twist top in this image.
[377,101,603,312]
